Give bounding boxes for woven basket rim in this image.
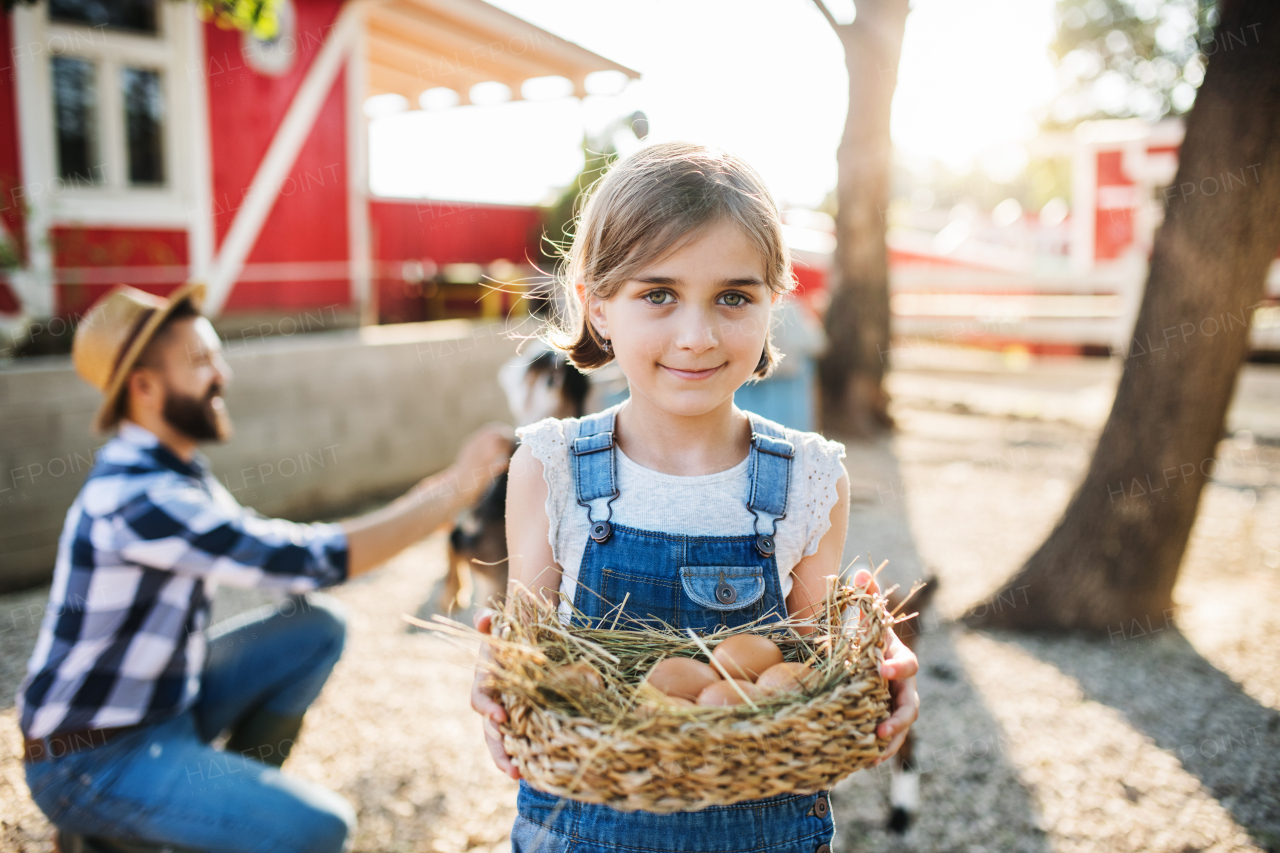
[479,580,899,811]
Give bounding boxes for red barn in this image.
[0,0,636,339]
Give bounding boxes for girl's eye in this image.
[644,290,674,305]
[719,292,751,307]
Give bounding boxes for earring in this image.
[602,338,612,353]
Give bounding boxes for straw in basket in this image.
[413,564,917,813]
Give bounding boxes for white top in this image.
[515,410,848,618]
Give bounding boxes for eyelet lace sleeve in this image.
[513,417,574,566]
[796,432,848,558]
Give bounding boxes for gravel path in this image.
[2,354,1278,853]
[829,362,1280,853]
[1,532,520,853]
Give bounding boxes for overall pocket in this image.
[678,565,767,632]
[596,567,684,629]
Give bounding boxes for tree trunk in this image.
[817,0,909,437]
[963,0,1280,634]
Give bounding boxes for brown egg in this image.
[756,661,814,694]
[551,661,603,691]
[646,657,721,702]
[665,696,696,707]
[696,679,766,706]
[711,634,783,682]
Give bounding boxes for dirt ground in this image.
[2,350,1278,853]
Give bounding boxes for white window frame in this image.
[12,0,205,229]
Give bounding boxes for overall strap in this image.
[746,412,794,556]
[571,407,620,543]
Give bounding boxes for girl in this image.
[472,142,920,853]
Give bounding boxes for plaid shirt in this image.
[17,422,348,739]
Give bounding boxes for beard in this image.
[163,383,232,442]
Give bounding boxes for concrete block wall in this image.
[0,319,519,591]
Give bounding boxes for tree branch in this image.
[810,0,841,31]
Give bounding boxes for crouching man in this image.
[17,283,513,853]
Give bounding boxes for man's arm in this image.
[120,424,514,589]
[342,424,515,578]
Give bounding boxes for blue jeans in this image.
[24,593,355,853]
[513,783,834,853]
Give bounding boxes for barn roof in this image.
[363,0,640,105]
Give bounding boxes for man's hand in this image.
[851,568,920,766]
[449,424,516,504]
[470,608,520,780]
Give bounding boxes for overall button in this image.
[590,521,612,543]
[715,582,737,605]
[814,796,829,817]
[755,534,775,556]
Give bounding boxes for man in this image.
[17,282,514,853]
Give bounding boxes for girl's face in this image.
[587,218,776,418]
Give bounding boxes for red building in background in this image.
[0,0,636,339]
[874,118,1280,355]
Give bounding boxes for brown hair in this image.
[546,142,795,379]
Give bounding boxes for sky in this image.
[367,0,1060,209]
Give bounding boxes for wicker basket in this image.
[485,579,895,813]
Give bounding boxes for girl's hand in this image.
[470,608,520,780]
[851,568,921,766]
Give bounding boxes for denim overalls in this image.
[512,406,836,853]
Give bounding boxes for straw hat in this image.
[71,281,207,433]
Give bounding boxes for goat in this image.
[440,348,590,614]
[881,573,939,833]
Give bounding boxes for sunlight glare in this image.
[368,0,1061,205]
[892,0,1058,170]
